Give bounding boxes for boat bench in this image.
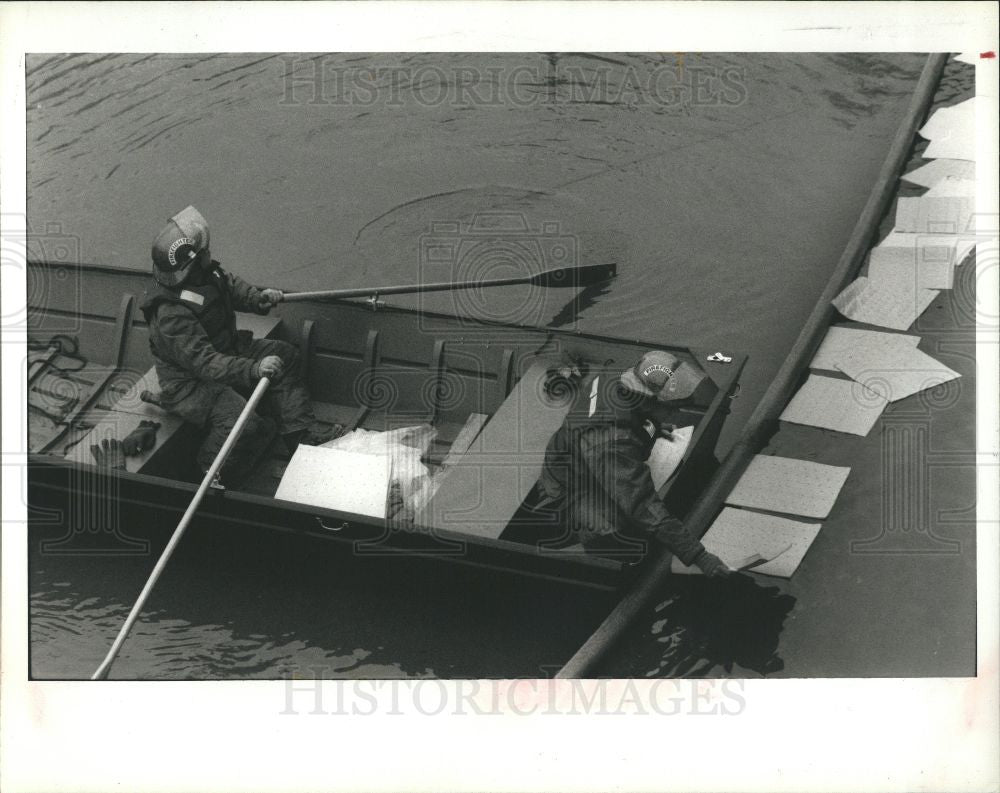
[28,294,138,455]
[310,401,479,438]
[236,401,491,500]
[65,312,283,475]
[413,358,572,540]
[246,318,509,499]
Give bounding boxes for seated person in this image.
[533,350,730,576]
[140,205,337,486]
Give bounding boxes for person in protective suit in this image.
[140,206,336,486]
[533,350,731,577]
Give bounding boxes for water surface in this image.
[28,52,950,679]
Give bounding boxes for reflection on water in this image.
[547,278,617,329]
[29,512,616,679]
[627,575,796,678]
[27,52,934,679]
[32,584,430,679]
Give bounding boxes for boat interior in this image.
[26,261,745,576]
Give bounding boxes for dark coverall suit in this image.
[534,373,706,565]
[140,262,315,484]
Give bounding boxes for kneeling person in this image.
[141,205,335,485]
[535,350,731,577]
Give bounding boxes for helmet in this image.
[620,350,708,402]
[151,205,210,287]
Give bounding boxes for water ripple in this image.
[26,51,943,680]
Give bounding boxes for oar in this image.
[91,377,271,680]
[282,262,617,303]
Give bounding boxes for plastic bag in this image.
[322,424,437,517]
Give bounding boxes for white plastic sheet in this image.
[832,276,938,331]
[835,346,961,403]
[924,176,976,197]
[811,326,920,372]
[900,158,974,189]
[276,446,391,519]
[726,455,851,519]
[894,195,974,236]
[322,424,437,515]
[869,250,955,290]
[780,374,887,436]
[919,97,979,161]
[670,507,823,579]
[816,326,922,369]
[873,230,962,267]
[646,425,694,490]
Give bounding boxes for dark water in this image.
[612,574,797,677]
[27,52,944,679]
[601,56,978,680]
[31,507,614,679]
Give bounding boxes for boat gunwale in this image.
[25,259,747,587]
[26,259,749,374]
[28,454,627,590]
[27,454,630,569]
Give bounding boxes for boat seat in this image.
[240,453,291,498]
[27,344,63,383]
[235,312,283,340]
[311,401,364,430]
[414,358,573,540]
[65,368,190,475]
[424,412,489,467]
[65,311,285,475]
[29,294,136,454]
[309,401,489,458]
[29,360,120,455]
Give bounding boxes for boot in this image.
[304,424,346,446]
[282,429,306,455]
[282,424,345,454]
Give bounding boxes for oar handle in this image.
[91,377,272,680]
[281,262,617,303]
[283,276,532,303]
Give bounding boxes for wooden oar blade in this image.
[531,262,617,289]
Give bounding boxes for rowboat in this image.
[25,259,745,590]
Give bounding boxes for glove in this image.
[139,389,163,407]
[253,355,284,382]
[658,423,677,441]
[90,438,126,470]
[121,420,160,456]
[694,549,732,578]
[257,288,284,314]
